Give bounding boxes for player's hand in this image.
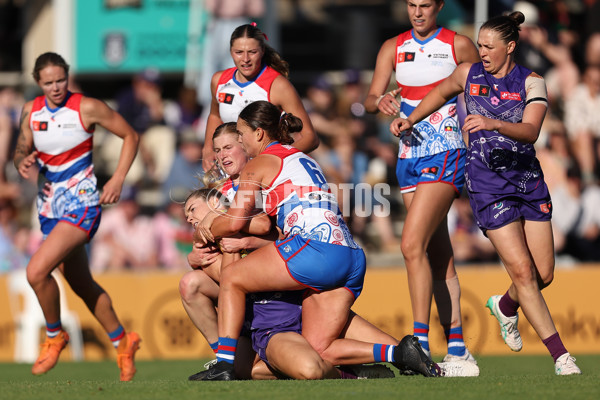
[218,235,247,253]
[196,211,218,244]
[17,151,39,179]
[188,243,220,269]
[99,177,124,204]
[462,114,499,134]
[202,148,216,172]
[376,88,402,116]
[390,118,413,137]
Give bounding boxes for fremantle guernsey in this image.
[395,27,465,159]
[260,143,358,248]
[463,62,548,194]
[216,65,280,123]
[30,92,99,219]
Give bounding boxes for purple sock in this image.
[339,370,358,379]
[542,332,568,362]
[498,291,519,317]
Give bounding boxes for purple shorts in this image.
[468,182,552,233]
[249,291,303,364]
[39,205,102,240]
[396,149,466,194]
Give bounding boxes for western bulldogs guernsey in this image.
[395,27,465,159]
[216,65,280,123]
[30,92,99,219]
[261,143,358,248]
[464,63,548,194]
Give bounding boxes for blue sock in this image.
[209,341,218,354]
[108,325,125,348]
[373,344,396,362]
[46,321,62,338]
[413,322,430,353]
[216,337,237,364]
[445,327,466,356]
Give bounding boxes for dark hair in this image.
[230,24,290,78]
[238,101,301,145]
[480,11,525,45]
[32,52,70,82]
[213,122,239,141]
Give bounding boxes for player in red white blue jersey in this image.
[193,101,440,380]
[364,0,480,367]
[201,23,318,171]
[14,52,141,380]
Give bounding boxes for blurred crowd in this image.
[2,0,600,273]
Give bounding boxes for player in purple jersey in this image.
[364,0,480,368]
[14,52,141,380]
[201,23,318,171]
[390,12,581,375]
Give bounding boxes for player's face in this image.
[184,197,212,229]
[214,132,248,177]
[477,28,514,76]
[236,119,260,158]
[37,65,69,108]
[407,0,443,39]
[230,37,264,81]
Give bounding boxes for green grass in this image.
[1,355,599,400]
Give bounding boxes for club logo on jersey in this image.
[397,52,415,63]
[429,112,442,124]
[283,245,292,253]
[469,84,490,97]
[33,121,48,131]
[540,202,551,213]
[500,91,522,101]
[218,92,235,104]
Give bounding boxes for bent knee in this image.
[179,270,211,300]
[294,358,330,380]
[538,270,554,289]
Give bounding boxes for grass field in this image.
[2,355,599,400]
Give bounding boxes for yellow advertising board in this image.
[1,265,599,362]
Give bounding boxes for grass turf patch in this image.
[1,355,598,400]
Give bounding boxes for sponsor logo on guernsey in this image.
[469,84,490,97]
[33,121,49,131]
[420,166,439,177]
[60,123,77,129]
[500,91,522,101]
[218,92,234,104]
[493,202,511,219]
[428,53,449,59]
[283,245,292,253]
[540,202,551,213]
[397,52,415,63]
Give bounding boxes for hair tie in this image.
[250,21,269,41]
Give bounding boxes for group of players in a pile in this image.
[16,0,581,382]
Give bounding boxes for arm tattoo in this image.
[14,110,31,166]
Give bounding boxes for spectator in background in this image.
[447,195,497,264]
[336,69,400,252]
[90,186,159,272]
[115,68,176,187]
[0,198,29,273]
[153,200,194,271]
[563,64,600,185]
[162,128,205,207]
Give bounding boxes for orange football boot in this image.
[117,332,141,381]
[31,331,70,375]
